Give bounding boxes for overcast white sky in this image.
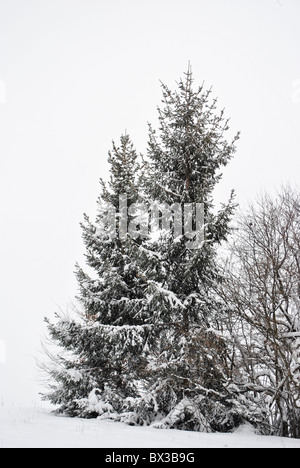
[0,0,299,405]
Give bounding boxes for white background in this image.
[0,0,299,405]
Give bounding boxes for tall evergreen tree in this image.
[131,68,259,432]
[43,134,151,419]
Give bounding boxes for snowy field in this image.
[1,406,300,449]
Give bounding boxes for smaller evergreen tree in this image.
[43,134,152,419]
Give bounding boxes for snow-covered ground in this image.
[1,406,300,448]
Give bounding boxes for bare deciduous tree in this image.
[220,186,300,437]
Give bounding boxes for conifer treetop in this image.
[147,66,240,205]
[100,132,141,208]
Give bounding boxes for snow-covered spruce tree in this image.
[131,69,264,432]
[43,134,152,420]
